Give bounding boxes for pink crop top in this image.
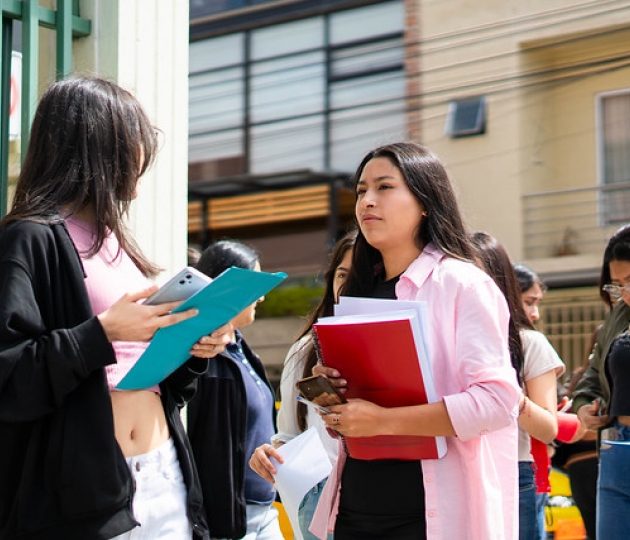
[65,216,160,393]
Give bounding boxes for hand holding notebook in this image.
[313,300,447,460]
[117,267,287,390]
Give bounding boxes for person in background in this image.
[573,224,630,539]
[514,263,591,540]
[188,240,283,540]
[249,230,356,539]
[0,76,231,540]
[311,142,520,539]
[471,233,565,540]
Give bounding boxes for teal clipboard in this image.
[116,267,287,390]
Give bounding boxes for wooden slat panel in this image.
[188,200,204,233]
[188,185,332,231]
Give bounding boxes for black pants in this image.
[334,457,427,540]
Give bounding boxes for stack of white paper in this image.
[270,427,333,540]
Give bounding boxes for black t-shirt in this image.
[606,332,630,417]
[335,273,427,540]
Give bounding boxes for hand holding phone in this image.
[296,374,347,413]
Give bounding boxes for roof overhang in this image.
[188,169,352,200]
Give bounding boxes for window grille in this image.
[538,287,608,375]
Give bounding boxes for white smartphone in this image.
[144,267,212,306]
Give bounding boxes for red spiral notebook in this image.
[313,307,447,460]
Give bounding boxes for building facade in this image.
[188,0,410,276]
[418,0,630,371]
[189,0,630,372]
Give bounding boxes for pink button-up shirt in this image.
[311,243,520,540]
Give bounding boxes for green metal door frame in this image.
[0,0,91,216]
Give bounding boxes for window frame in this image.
[595,88,630,227]
[188,0,405,175]
[444,96,487,138]
[0,0,91,217]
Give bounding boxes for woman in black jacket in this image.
[0,76,231,540]
[188,241,283,540]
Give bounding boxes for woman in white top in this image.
[471,232,564,540]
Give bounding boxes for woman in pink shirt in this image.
[309,143,521,539]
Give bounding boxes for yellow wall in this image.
[417,0,630,269]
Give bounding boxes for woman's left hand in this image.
[189,322,233,358]
[323,399,386,438]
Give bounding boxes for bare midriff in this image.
[617,415,630,428]
[110,390,170,457]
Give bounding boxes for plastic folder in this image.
[117,267,287,390]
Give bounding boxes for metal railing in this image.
[538,287,608,374]
[522,181,630,260]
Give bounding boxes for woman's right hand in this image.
[576,398,610,431]
[98,286,199,342]
[312,364,347,393]
[249,444,284,483]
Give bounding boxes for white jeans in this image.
[212,504,283,540]
[111,438,192,539]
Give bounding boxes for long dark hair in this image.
[294,230,357,431]
[600,223,630,308]
[470,232,532,381]
[196,239,259,278]
[1,76,159,276]
[342,142,475,298]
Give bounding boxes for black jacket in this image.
[187,333,277,539]
[0,216,209,540]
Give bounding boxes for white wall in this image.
[74,0,190,281]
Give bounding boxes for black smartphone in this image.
[296,374,347,412]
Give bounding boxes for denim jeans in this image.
[519,461,539,540]
[110,438,192,540]
[535,492,548,540]
[597,422,630,539]
[212,504,283,540]
[298,478,333,540]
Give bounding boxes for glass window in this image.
[330,1,403,45]
[251,51,325,123]
[188,0,405,176]
[331,38,404,79]
[598,91,630,225]
[330,102,406,171]
[189,129,243,163]
[189,68,244,134]
[251,116,324,173]
[189,34,244,73]
[251,17,323,60]
[331,71,404,110]
[2,5,90,216]
[444,96,487,138]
